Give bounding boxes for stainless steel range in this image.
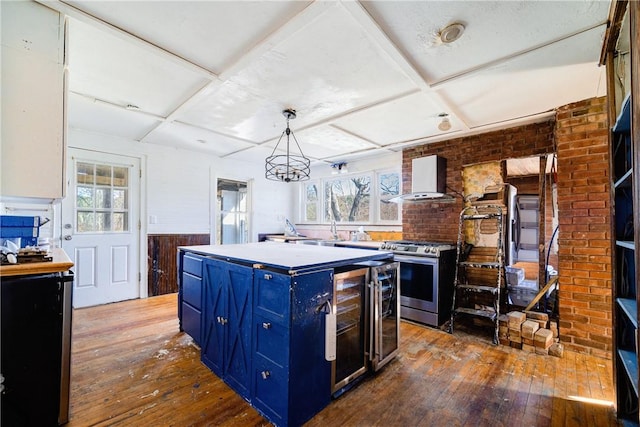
[380,241,456,327]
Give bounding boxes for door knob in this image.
[64,235,72,241]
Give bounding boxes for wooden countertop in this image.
[0,248,74,277]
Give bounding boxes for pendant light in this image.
[265,109,311,182]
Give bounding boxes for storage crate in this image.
[0,215,41,247]
[508,284,538,307]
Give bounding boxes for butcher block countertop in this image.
[180,242,392,273]
[0,248,74,277]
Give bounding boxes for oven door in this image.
[395,255,438,314]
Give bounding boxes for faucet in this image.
[330,220,338,240]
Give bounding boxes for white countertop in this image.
[180,242,392,272]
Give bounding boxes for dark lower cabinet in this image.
[179,252,333,427]
[201,259,253,399]
[1,271,73,426]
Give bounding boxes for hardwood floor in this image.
[68,294,620,427]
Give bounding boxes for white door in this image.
[62,148,140,308]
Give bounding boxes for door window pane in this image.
[77,186,94,208]
[75,161,130,233]
[77,212,95,233]
[113,189,127,210]
[77,163,94,185]
[96,188,111,209]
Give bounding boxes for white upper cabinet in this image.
[1,1,66,199]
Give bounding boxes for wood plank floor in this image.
[67,294,620,427]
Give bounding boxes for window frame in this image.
[299,168,401,225]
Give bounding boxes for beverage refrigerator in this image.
[328,260,400,396]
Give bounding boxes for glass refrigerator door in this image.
[371,262,400,371]
[332,267,368,395]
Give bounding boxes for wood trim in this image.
[599,0,630,65]
[0,248,73,277]
[630,8,640,414]
[147,234,210,296]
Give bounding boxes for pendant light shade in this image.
[265,109,311,182]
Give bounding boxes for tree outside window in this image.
[304,182,319,222]
[324,175,371,222]
[379,172,400,221]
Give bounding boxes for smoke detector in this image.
[439,23,465,44]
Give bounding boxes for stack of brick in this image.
[499,310,563,357]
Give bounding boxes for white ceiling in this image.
[49,0,610,166]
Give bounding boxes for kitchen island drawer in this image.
[254,270,290,325]
[181,302,201,345]
[183,254,203,277]
[252,356,287,426]
[254,315,289,368]
[182,273,202,309]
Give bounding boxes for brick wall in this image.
[402,120,555,241]
[555,97,612,358]
[402,96,612,358]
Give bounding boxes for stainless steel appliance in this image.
[329,261,400,396]
[380,241,456,327]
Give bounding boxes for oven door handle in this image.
[393,254,438,265]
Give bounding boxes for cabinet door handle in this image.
[261,370,270,380]
[262,322,271,329]
[264,274,272,280]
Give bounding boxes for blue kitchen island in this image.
[177,242,397,427]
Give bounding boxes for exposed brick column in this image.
[555,96,612,358]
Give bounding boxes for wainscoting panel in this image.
[147,234,210,296]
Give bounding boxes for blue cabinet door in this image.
[223,263,253,398]
[202,259,227,377]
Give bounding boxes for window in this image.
[300,169,400,225]
[303,182,319,222]
[324,175,371,222]
[378,171,400,222]
[76,162,129,232]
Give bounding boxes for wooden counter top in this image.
[0,248,74,277]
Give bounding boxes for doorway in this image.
[216,179,249,245]
[61,148,141,308]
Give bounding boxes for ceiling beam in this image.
[37,0,220,81]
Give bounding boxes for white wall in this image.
[67,128,295,241]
